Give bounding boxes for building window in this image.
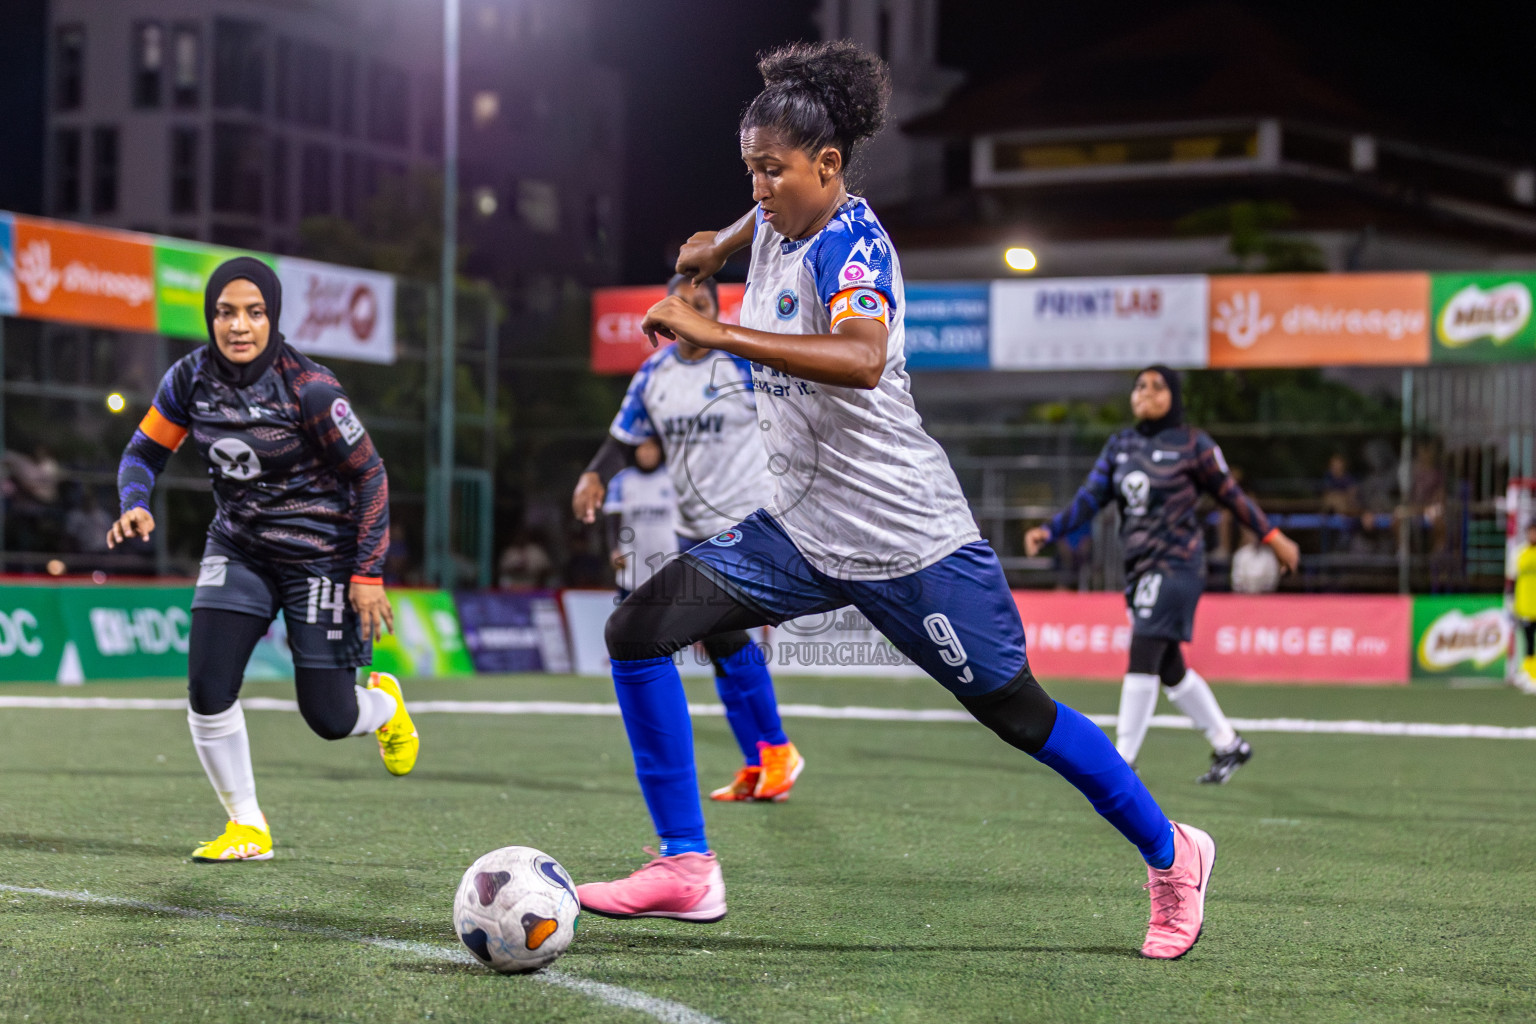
[55,25,85,111]
[170,127,199,214]
[92,127,120,214]
[366,61,410,147]
[294,42,333,127]
[133,22,164,108]
[340,151,361,219]
[274,36,291,120]
[53,129,82,214]
[172,24,200,107]
[212,122,264,214]
[213,18,265,113]
[300,144,332,217]
[271,136,289,223]
[337,52,357,135]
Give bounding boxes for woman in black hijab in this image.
[1027,365,1298,784]
[107,257,414,862]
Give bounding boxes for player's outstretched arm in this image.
[1027,444,1117,555]
[574,436,637,524]
[1194,433,1300,573]
[641,294,886,390]
[110,365,190,549]
[676,209,755,284]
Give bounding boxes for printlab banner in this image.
[990,276,1208,370]
[455,590,572,674]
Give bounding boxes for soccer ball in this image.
[453,846,580,973]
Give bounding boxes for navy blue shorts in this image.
[680,510,1027,699]
[1125,569,1202,643]
[191,537,372,670]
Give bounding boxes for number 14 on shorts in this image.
[307,577,346,625]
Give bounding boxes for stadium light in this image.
[1004,247,1038,272]
[105,392,126,413]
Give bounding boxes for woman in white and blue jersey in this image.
[575,40,1216,959]
[575,276,805,803]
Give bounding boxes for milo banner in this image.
[1430,273,1536,363]
[1411,594,1508,682]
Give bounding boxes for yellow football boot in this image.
[369,671,419,775]
[192,820,273,863]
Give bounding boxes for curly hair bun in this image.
[742,40,891,169]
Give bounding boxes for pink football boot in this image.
[576,848,727,923]
[1141,822,1217,959]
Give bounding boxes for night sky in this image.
[596,0,1536,284]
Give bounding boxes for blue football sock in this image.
[611,657,709,857]
[713,670,765,766]
[716,642,788,749]
[1031,703,1176,869]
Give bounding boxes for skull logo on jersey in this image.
[1120,470,1151,516]
[210,437,261,480]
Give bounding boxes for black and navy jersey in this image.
[117,346,389,580]
[1044,426,1271,582]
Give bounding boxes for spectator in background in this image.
[1231,527,1281,593]
[1355,439,1400,553]
[4,444,63,551]
[562,527,609,589]
[1320,453,1359,553]
[497,526,554,589]
[65,489,114,554]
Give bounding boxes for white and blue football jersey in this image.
[739,196,979,579]
[609,345,774,540]
[603,466,678,593]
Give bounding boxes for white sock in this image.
[1164,668,1238,752]
[187,704,265,828]
[349,684,397,736]
[1115,673,1160,764]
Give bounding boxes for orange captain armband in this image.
[138,406,188,451]
[1262,527,1281,544]
[828,286,890,329]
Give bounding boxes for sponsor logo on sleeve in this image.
[331,397,366,445]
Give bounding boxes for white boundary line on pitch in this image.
[2,694,1535,740]
[0,883,722,1024]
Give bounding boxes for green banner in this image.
[55,584,195,680]
[0,585,74,682]
[370,590,475,679]
[153,241,276,340]
[1411,594,1507,681]
[1430,273,1536,363]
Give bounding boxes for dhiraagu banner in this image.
[154,241,276,340]
[1411,594,1508,682]
[1430,273,1536,363]
[369,589,474,679]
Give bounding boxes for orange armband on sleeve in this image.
[138,407,188,451]
[828,287,890,328]
[1262,528,1280,544]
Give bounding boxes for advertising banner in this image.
[12,215,157,333]
[1429,273,1536,363]
[154,240,275,340]
[0,585,74,682]
[1191,594,1411,684]
[54,584,193,680]
[369,589,474,679]
[1012,592,1133,679]
[1208,274,1430,368]
[455,591,572,674]
[276,256,396,365]
[904,282,991,370]
[590,284,747,375]
[0,213,16,316]
[990,276,1208,370]
[1410,594,1507,682]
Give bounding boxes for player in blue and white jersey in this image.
[603,439,679,596]
[1027,367,1300,784]
[574,275,803,803]
[574,40,1215,959]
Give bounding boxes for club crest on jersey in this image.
[209,437,261,480]
[1120,470,1151,516]
[709,529,744,547]
[330,397,366,446]
[775,290,798,320]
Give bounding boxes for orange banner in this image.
[1208,273,1429,367]
[12,216,157,333]
[591,283,746,375]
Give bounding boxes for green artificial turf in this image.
[1,675,1534,1023]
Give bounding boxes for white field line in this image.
[1,695,1535,740]
[0,883,723,1024]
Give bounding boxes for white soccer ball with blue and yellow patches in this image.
[453,846,579,973]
